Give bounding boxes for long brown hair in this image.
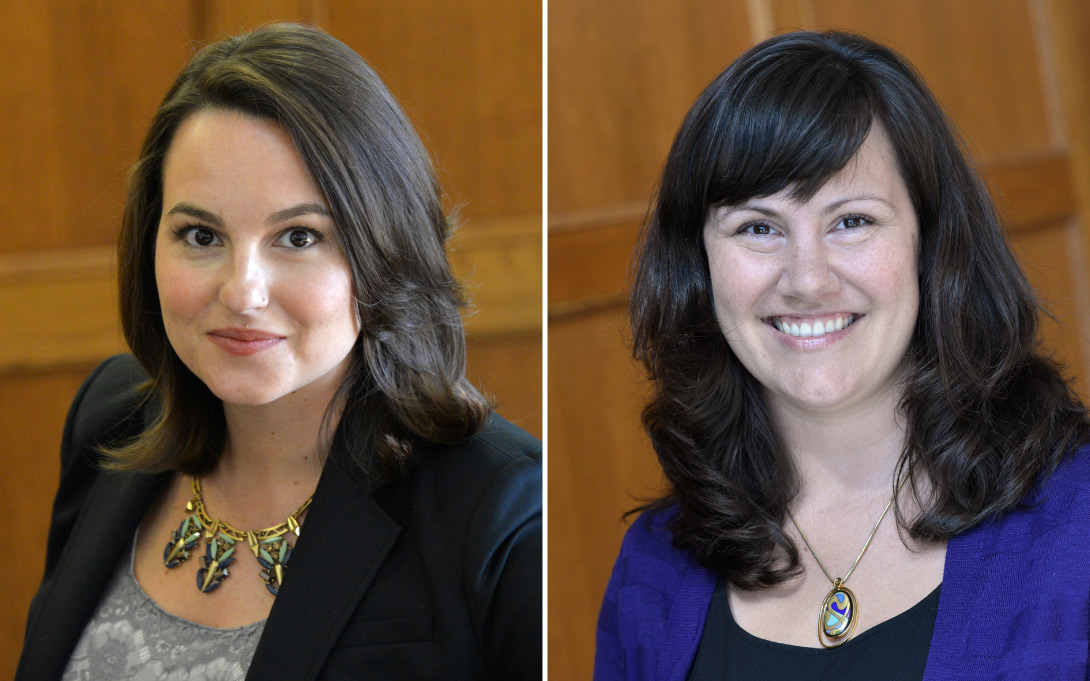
[631,30,1088,589]
[111,23,491,480]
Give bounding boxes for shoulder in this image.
[951,443,1090,567]
[63,354,151,468]
[984,442,1090,544]
[33,355,153,592]
[432,412,541,471]
[362,415,541,675]
[467,412,542,462]
[613,506,703,585]
[374,412,541,540]
[1039,441,1090,503]
[405,413,541,506]
[934,444,1090,671]
[948,441,1090,600]
[595,506,717,681]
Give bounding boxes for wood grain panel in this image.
[548,214,641,315]
[986,152,1076,233]
[325,0,542,222]
[0,1,195,253]
[547,154,1078,313]
[164,0,543,225]
[0,366,98,681]
[1013,218,1090,398]
[1043,0,1090,368]
[198,0,318,35]
[468,333,542,437]
[450,216,542,336]
[547,305,661,681]
[0,248,123,373]
[548,0,752,214]
[798,0,1055,159]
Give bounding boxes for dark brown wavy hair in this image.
[109,23,491,480]
[631,30,1088,589]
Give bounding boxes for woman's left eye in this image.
[277,228,322,248]
[838,215,870,230]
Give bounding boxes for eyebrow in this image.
[725,194,895,217]
[165,202,222,227]
[267,203,331,224]
[164,202,331,226]
[821,195,895,213]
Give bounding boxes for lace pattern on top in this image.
[60,532,266,681]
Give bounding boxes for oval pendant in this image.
[818,584,857,648]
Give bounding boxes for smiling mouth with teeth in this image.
[771,314,858,338]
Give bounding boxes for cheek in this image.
[708,250,771,323]
[290,265,359,338]
[154,256,209,325]
[875,244,919,312]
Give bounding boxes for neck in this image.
[772,386,907,502]
[220,398,333,480]
[199,389,340,526]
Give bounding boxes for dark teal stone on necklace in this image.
[257,536,293,596]
[195,532,236,593]
[162,515,201,568]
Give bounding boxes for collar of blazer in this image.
[22,444,401,681]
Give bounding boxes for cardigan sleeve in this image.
[594,537,628,681]
[594,509,718,681]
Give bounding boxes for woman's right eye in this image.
[738,222,776,236]
[175,226,221,247]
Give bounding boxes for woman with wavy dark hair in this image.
[596,30,1089,680]
[17,23,540,681]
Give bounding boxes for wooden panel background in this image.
[0,2,541,676]
[547,0,1090,678]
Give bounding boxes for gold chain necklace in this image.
[786,474,907,648]
[162,477,313,596]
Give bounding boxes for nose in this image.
[778,234,840,302]
[218,245,269,314]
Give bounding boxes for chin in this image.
[205,382,286,407]
[187,362,288,406]
[777,378,863,412]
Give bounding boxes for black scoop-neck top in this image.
[687,578,941,680]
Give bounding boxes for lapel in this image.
[21,469,168,681]
[246,459,401,681]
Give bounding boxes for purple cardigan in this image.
[595,446,1090,680]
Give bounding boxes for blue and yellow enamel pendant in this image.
[818,579,857,648]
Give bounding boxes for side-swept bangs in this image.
[699,44,877,210]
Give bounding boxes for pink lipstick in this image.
[207,328,283,356]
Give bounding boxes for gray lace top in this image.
[60,534,266,681]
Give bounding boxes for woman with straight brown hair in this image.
[597,30,1090,680]
[18,23,540,681]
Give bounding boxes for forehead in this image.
[745,123,907,209]
[824,124,902,192]
[161,110,324,207]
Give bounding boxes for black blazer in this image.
[16,355,542,680]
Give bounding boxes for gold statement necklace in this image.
[786,474,907,648]
[162,478,313,596]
